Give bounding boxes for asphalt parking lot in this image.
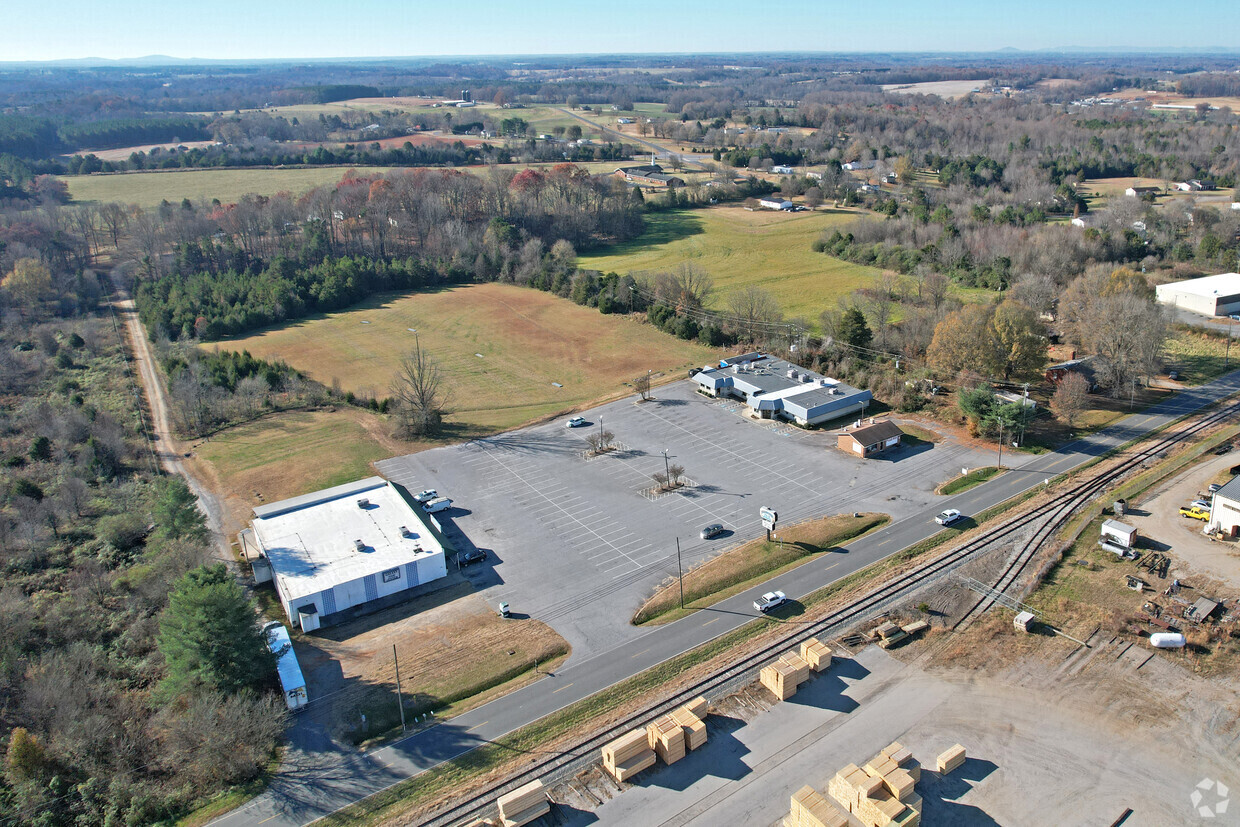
[377,381,1006,659]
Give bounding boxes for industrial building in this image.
[1155,273,1240,317]
[247,477,448,631]
[692,352,871,427]
[1208,476,1240,538]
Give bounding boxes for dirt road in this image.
[105,265,233,561]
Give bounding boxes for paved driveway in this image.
[378,382,1004,659]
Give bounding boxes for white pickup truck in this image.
[754,590,787,613]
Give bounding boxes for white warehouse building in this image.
[1155,273,1240,317]
[692,352,871,426]
[248,477,448,631]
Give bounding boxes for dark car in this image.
[1215,443,1234,456]
[457,548,487,567]
[700,523,726,540]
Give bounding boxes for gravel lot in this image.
[377,381,1003,660]
[565,636,1240,826]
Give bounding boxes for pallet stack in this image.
[669,705,708,751]
[760,650,811,700]
[799,638,833,672]
[874,621,908,650]
[785,785,848,827]
[601,729,656,782]
[936,743,966,775]
[495,779,550,827]
[647,715,687,765]
[828,754,924,827]
[900,620,930,638]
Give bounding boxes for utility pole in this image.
[996,423,1004,470]
[676,538,684,609]
[393,644,406,733]
[1019,382,1030,445]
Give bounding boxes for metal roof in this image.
[252,477,445,603]
[844,420,904,445]
[1214,475,1240,502]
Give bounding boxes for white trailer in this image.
[1101,519,1138,549]
[264,621,308,711]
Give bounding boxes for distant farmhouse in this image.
[246,477,449,632]
[842,160,877,171]
[1045,355,1099,391]
[1124,185,1160,197]
[692,352,871,427]
[614,163,684,187]
[757,196,794,210]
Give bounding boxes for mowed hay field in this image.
[60,166,395,208]
[578,206,879,321]
[194,409,394,506]
[218,282,717,431]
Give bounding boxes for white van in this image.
[422,497,453,514]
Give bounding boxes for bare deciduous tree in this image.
[1050,371,1090,429]
[390,344,449,438]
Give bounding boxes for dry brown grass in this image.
[299,587,570,743]
[219,282,717,433]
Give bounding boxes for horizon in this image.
[8,0,1240,63]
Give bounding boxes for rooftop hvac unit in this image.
[353,539,365,552]
[399,525,409,537]
[801,374,812,383]
[819,378,829,386]
[787,369,798,379]
[356,498,370,509]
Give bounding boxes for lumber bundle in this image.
[601,729,656,782]
[669,705,708,751]
[830,750,924,827]
[937,743,966,775]
[880,741,921,783]
[647,715,687,765]
[786,785,848,827]
[495,779,549,827]
[799,638,833,672]
[856,788,910,827]
[761,651,812,700]
[828,763,883,814]
[683,696,708,719]
[900,620,930,636]
[875,621,908,649]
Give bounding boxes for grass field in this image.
[217,282,717,432]
[578,206,878,322]
[881,79,987,98]
[194,409,393,505]
[60,166,397,207]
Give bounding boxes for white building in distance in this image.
[249,477,448,631]
[1155,273,1240,318]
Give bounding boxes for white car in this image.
[566,416,587,428]
[754,590,787,613]
[935,509,963,526]
[413,489,438,503]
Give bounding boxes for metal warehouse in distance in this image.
[246,477,448,631]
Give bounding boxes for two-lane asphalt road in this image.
[212,371,1240,827]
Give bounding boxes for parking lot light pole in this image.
[676,538,684,609]
[662,448,671,487]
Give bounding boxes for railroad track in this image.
[403,396,1240,827]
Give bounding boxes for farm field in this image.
[217,282,717,432]
[1112,87,1240,111]
[881,79,987,98]
[578,205,878,322]
[1077,176,1235,210]
[60,166,396,207]
[193,408,394,508]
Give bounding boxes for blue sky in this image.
[7,0,1240,61]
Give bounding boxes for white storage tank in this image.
[1149,632,1186,649]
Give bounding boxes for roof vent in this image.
[356,498,370,509]
[353,539,365,552]
[732,364,740,373]
[820,378,829,386]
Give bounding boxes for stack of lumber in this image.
[647,715,687,765]
[683,696,708,718]
[799,638,833,672]
[874,621,908,650]
[936,743,966,775]
[785,785,848,827]
[865,755,915,801]
[495,780,549,827]
[900,620,930,637]
[879,741,921,782]
[856,788,913,827]
[669,705,708,751]
[761,651,811,700]
[601,729,656,782]
[828,763,884,814]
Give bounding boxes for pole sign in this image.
[760,506,777,534]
